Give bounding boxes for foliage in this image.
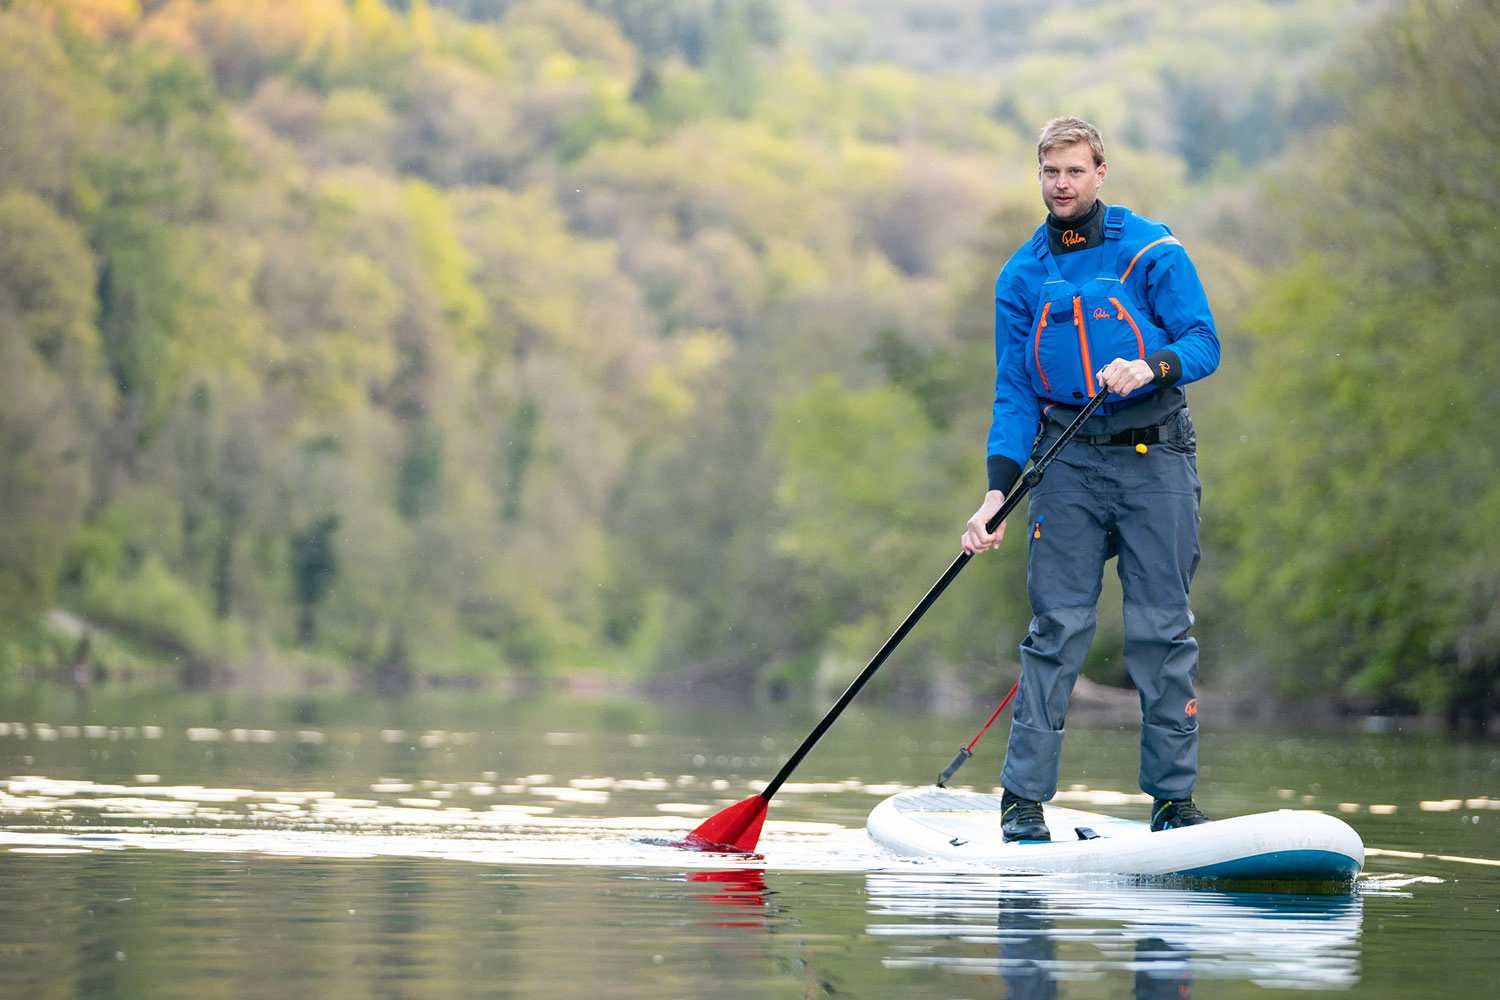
[3,0,1488,730]
[1209,0,1500,725]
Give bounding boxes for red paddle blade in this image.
[676,794,769,852]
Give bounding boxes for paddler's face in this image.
[1039,141,1106,222]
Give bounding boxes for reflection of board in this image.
[864,871,1365,989]
[867,787,1363,880]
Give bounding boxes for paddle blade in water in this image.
[677,795,768,852]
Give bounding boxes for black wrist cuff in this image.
[1144,349,1182,387]
[987,455,1023,494]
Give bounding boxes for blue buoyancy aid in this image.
[1026,205,1172,404]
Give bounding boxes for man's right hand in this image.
[962,490,1008,553]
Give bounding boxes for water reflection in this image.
[5,693,1498,999]
[989,899,1194,999]
[867,873,1363,993]
[688,869,771,928]
[995,896,1061,1000]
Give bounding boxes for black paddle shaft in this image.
[757,387,1116,801]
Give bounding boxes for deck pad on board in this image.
[891,788,1149,844]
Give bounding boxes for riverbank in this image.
[3,609,1475,736]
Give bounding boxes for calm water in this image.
[0,687,1496,998]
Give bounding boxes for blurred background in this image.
[1,0,1495,733]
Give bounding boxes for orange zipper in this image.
[1033,302,1054,395]
[1109,297,1146,358]
[1073,296,1096,397]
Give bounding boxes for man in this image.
[961,117,1220,841]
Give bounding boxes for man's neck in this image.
[1046,200,1105,255]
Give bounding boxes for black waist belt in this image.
[1043,425,1161,447]
[1079,426,1160,447]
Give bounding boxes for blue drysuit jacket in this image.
[986,204,1220,492]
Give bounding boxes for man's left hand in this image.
[1097,358,1155,396]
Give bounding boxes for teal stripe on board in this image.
[1180,850,1361,881]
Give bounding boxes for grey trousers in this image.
[1000,407,1202,803]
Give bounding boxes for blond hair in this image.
[1037,117,1105,167]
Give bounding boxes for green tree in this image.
[703,3,756,118]
[397,419,444,521]
[0,190,107,618]
[291,513,340,643]
[1214,0,1500,726]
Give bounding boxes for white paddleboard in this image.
[867,787,1364,880]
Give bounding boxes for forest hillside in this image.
[1,0,1495,730]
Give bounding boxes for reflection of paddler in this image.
[1134,937,1194,999]
[996,895,1058,1000]
[994,914,1196,1000]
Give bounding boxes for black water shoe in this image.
[1001,788,1051,842]
[1150,798,1211,832]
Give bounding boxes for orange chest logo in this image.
[1093,307,1110,320]
[1061,229,1085,247]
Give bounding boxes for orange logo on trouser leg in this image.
[1184,698,1197,717]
